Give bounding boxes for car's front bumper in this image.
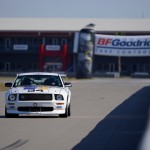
[6,101,66,115]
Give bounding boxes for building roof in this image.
[0,18,150,32]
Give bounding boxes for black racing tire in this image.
[5,107,19,118]
[59,106,68,118]
[68,104,71,116]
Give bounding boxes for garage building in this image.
[0,18,150,76]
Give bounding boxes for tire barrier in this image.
[76,28,95,79]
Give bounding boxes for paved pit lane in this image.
[0,78,150,150]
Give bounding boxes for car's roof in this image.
[17,72,65,76]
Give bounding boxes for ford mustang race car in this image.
[5,72,72,118]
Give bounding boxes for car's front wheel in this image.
[59,104,70,118]
[68,104,71,116]
[5,107,19,118]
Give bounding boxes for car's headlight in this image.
[8,94,17,101]
[55,94,64,100]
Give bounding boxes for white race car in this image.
[5,72,72,118]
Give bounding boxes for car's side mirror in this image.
[64,82,72,87]
[5,82,13,87]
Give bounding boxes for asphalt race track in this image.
[0,78,150,150]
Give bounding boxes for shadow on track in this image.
[72,86,150,150]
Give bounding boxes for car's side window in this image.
[61,76,67,84]
[13,78,22,87]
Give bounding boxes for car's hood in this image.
[9,86,67,94]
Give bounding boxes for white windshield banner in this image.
[95,34,150,56]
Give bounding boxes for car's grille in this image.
[19,94,52,101]
[18,107,54,112]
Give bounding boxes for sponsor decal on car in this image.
[24,86,37,90]
[24,86,49,92]
[36,86,49,91]
[56,106,63,109]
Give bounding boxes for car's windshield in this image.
[13,75,63,87]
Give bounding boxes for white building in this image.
[0,18,150,76]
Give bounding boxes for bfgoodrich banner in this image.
[95,34,150,56]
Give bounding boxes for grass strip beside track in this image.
[0,83,9,91]
[0,77,14,91]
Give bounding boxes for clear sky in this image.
[0,0,149,18]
